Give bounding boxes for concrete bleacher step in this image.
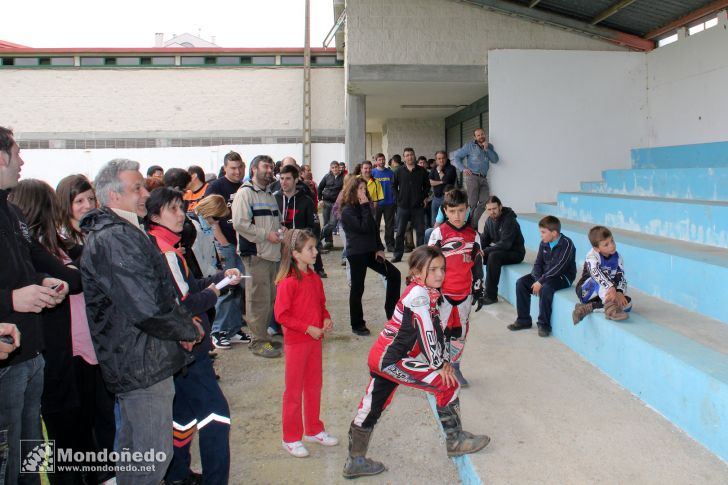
[496,261,728,464]
[516,213,728,326]
[632,140,728,169]
[541,192,728,249]
[579,180,606,192]
[534,201,556,214]
[463,299,728,482]
[580,167,728,201]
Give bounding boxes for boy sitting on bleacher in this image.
[508,216,576,337]
[572,225,632,324]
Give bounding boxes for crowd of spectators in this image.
[3,124,615,484]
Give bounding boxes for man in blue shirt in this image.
[452,128,499,229]
[372,153,396,252]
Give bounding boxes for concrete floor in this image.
[201,243,728,484]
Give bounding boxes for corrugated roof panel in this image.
[532,0,604,22]
[602,0,718,36]
[497,0,723,38]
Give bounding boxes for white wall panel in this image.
[488,49,647,213]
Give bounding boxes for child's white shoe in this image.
[303,431,339,446]
[282,440,310,458]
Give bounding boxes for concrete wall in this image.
[19,143,344,190]
[645,15,728,147]
[488,49,648,213]
[366,132,383,159]
[345,0,623,67]
[1,67,344,136]
[382,118,445,160]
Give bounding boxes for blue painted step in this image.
[579,181,606,192]
[579,167,728,201]
[548,192,728,249]
[632,140,728,169]
[534,201,556,215]
[499,262,728,464]
[517,214,728,326]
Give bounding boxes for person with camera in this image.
[340,178,401,336]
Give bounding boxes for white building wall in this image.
[488,49,648,213]
[346,0,624,66]
[1,67,344,134]
[645,17,728,147]
[382,119,445,160]
[19,143,344,190]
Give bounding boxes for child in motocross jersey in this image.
[428,188,484,387]
[342,246,490,479]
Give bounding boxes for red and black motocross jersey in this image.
[368,281,447,372]
[428,222,482,298]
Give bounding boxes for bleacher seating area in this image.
[497,141,728,463]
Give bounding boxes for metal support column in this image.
[302,0,312,166]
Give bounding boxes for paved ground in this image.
[195,240,728,484]
[208,243,458,485]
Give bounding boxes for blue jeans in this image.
[515,274,571,331]
[0,354,44,485]
[0,428,7,485]
[116,377,175,485]
[321,202,336,243]
[431,196,443,224]
[424,227,435,245]
[268,261,282,334]
[211,243,244,336]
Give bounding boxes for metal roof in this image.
[463,0,728,50]
[520,0,719,36]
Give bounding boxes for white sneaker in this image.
[303,431,339,446]
[282,440,309,458]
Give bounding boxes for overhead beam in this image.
[591,0,639,25]
[528,0,542,7]
[645,0,728,39]
[458,0,654,51]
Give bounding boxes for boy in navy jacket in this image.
[508,216,576,337]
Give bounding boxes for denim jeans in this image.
[321,202,337,243]
[0,354,44,485]
[211,243,244,336]
[116,377,175,485]
[424,227,435,245]
[0,428,7,485]
[431,196,443,225]
[515,274,571,331]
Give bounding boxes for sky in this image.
[2,0,335,48]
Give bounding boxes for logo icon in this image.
[20,440,54,473]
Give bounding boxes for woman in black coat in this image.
[340,177,401,336]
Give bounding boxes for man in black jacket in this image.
[269,157,315,200]
[480,196,526,305]
[274,165,327,278]
[80,159,202,485]
[391,147,431,262]
[317,160,343,248]
[0,127,69,485]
